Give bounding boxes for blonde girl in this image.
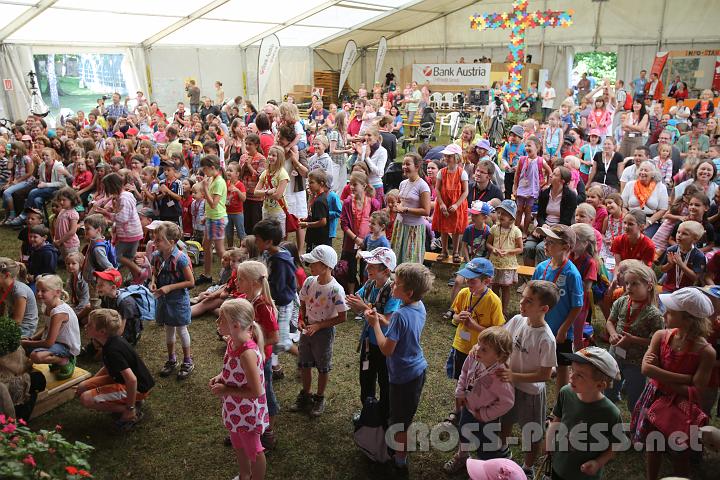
[453,124,479,152]
[605,262,663,411]
[52,187,81,260]
[652,182,701,254]
[653,142,674,191]
[341,171,380,293]
[513,136,551,236]
[21,275,80,380]
[601,193,624,268]
[569,223,600,350]
[0,257,37,337]
[140,165,159,209]
[255,145,290,236]
[279,101,307,153]
[562,155,581,192]
[225,162,247,248]
[383,189,400,240]
[64,251,90,321]
[486,200,523,317]
[357,126,388,203]
[210,298,268,480]
[235,261,280,449]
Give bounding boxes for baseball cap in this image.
[359,247,396,272]
[697,285,720,300]
[146,220,164,231]
[468,200,492,216]
[466,458,526,480]
[94,268,122,288]
[561,346,621,380]
[21,134,32,141]
[457,257,494,280]
[126,127,139,136]
[113,131,125,139]
[509,124,524,137]
[192,140,203,147]
[495,199,517,219]
[659,287,714,318]
[588,128,602,137]
[440,144,463,156]
[301,245,338,269]
[540,224,576,248]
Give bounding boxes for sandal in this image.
[437,252,448,261]
[442,452,468,474]
[115,410,144,433]
[452,254,462,264]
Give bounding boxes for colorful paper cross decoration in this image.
[470,0,573,110]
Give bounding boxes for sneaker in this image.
[288,390,312,413]
[310,394,326,417]
[271,366,285,380]
[55,356,76,380]
[261,429,278,450]
[5,216,24,227]
[195,274,213,285]
[177,361,195,380]
[159,359,178,377]
[442,453,468,474]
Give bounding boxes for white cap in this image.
[562,346,621,380]
[146,220,164,230]
[659,287,714,319]
[301,245,338,269]
[359,247,396,272]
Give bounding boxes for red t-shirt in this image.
[259,132,274,157]
[610,234,655,266]
[226,180,246,214]
[252,295,279,360]
[72,170,93,190]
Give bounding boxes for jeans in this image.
[26,187,59,212]
[226,212,246,246]
[263,357,279,416]
[3,180,34,211]
[604,351,646,412]
[457,406,503,458]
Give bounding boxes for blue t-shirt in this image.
[532,259,583,339]
[357,281,401,345]
[327,191,342,239]
[363,233,391,251]
[385,302,428,383]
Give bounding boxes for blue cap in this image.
[468,200,492,216]
[457,257,494,279]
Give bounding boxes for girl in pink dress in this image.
[211,298,269,480]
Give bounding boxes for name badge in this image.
[362,360,370,371]
[614,346,627,359]
[166,200,175,207]
[460,329,472,341]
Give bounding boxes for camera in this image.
[494,95,503,107]
[101,95,109,101]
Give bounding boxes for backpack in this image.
[91,239,119,269]
[353,396,391,464]
[118,284,157,323]
[579,256,610,302]
[185,240,203,266]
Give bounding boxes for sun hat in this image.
[468,200,492,216]
[659,287,714,318]
[94,268,122,288]
[457,257,494,280]
[359,247,396,272]
[192,140,203,147]
[440,144,463,156]
[475,138,497,157]
[561,346,621,380]
[466,458,527,480]
[495,199,517,219]
[509,124,524,137]
[301,245,338,269]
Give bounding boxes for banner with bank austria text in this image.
[338,40,358,100]
[257,34,280,103]
[373,36,387,85]
[412,63,491,86]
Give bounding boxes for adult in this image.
[186,79,201,114]
[355,126,388,204]
[523,166,578,266]
[649,129,682,175]
[328,111,352,195]
[391,153,431,264]
[389,105,404,139]
[243,101,258,125]
[0,316,45,420]
[667,75,682,97]
[691,89,715,121]
[384,67,395,88]
[620,145,651,191]
[467,159,503,207]
[672,160,718,202]
[105,92,129,120]
[255,113,274,157]
[214,81,225,106]
[621,161,668,238]
[677,119,710,159]
[9,149,69,226]
[199,97,220,122]
[631,69,648,102]
[165,126,182,158]
[541,80,556,122]
[643,72,664,102]
[619,100,649,157]
[404,81,422,124]
[308,100,329,126]
[671,81,688,101]
[588,136,623,192]
[225,118,245,163]
[576,73,591,100]
[379,116,398,164]
[347,99,366,138]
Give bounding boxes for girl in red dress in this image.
[432,144,469,263]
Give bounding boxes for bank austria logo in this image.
[423,66,433,76]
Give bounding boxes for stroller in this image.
[416,106,436,143]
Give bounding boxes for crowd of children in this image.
[1,75,720,480]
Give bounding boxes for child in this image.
[255,146,289,236]
[653,142,675,192]
[21,275,80,380]
[569,223,599,351]
[226,162,247,248]
[443,327,515,474]
[300,170,331,251]
[198,154,227,284]
[586,185,608,234]
[498,280,559,478]
[140,165,159,211]
[668,190,714,251]
[180,178,194,240]
[432,144,469,263]
[293,245,348,417]
[235,261,279,449]
[100,172,144,279]
[190,183,206,242]
[384,189,400,240]
[341,171,380,292]
[76,309,154,431]
[574,203,603,254]
[65,252,90,322]
[71,158,93,193]
[239,133,267,234]
[94,268,143,347]
[461,200,491,262]
[611,209,655,267]
[546,347,623,480]
[190,248,244,318]
[81,214,114,308]
[27,225,59,288]
[601,193,624,270]
[631,288,716,480]
[362,210,390,252]
[562,155,581,192]
[52,187,81,261]
[531,225,583,394]
[604,262,663,411]
[658,220,706,292]
[487,200,523,317]
[445,258,505,425]
[156,161,183,224]
[513,137,552,236]
[0,257,37,338]
[326,184,342,249]
[210,298,268,480]
[18,207,44,263]
[151,222,195,379]
[365,263,434,475]
[543,112,564,162]
[579,129,601,184]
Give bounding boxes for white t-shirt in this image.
[504,314,557,395]
[45,302,81,356]
[541,87,556,109]
[620,163,638,184]
[398,178,431,226]
[300,276,349,325]
[437,168,469,183]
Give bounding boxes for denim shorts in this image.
[33,342,72,358]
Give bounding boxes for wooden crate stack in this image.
[287,84,313,103]
[313,70,340,103]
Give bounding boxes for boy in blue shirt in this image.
[366,262,434,477]
[531,224,583,399]
[501,125,527,199]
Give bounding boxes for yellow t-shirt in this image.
[489,224,522,270]
[257,167,290,215]
[451,287,505,354]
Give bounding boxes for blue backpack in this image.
[118,285,157,322]
[91,240,119,269]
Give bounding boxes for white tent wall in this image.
[0,44,34,120]
[244,46,314,105]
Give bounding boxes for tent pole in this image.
[443,16,448,63]
[360,48,367,87]
[540,0,548,65]
[592,1,603,50]
[657,0,668,50]
[314,50,336,71]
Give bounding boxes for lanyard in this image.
[0,281,14,306]
[625,235,647,261]
[466,361,502,392]
[625,299,646,328]
[542,259,568,284]
[675,247,695,289]
[467,288,489,313]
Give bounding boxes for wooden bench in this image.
[517,265,535,277]
[424,252,461,265]
[30,364,91,419]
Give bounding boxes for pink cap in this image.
[589,128,602,137]
[440,143,463,156]
[466,459,527,480]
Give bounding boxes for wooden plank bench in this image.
[30,364,91,419]
[517,265,535,277]
[424,252,461,265]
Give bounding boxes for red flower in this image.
[18,418,27,426]
[78,469,91,477]
[0,414,6,424]
[65,466,79,475]
[23,455,36,468]
[55,424,63,431]
[2,423,17,434]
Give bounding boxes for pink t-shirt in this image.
[55,209,80,249]
[113,191,143,242]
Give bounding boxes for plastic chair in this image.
[429,92,443,108]
[442,92,456,109]
[438,112,460,136]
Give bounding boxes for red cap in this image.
[127,127,139,136]
[113,131,125,139]
[94,268,122,287]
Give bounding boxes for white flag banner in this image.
[257,34,280,103]
[373,36,387,85]
[338,40,357,100]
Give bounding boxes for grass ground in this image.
[15,134,720,479]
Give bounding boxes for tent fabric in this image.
[0,44,34,120]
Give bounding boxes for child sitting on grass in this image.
[76,309,154,432]
[65,252,90,322]
[443,327,515,474]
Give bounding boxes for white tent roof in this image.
[0,0,447,47]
